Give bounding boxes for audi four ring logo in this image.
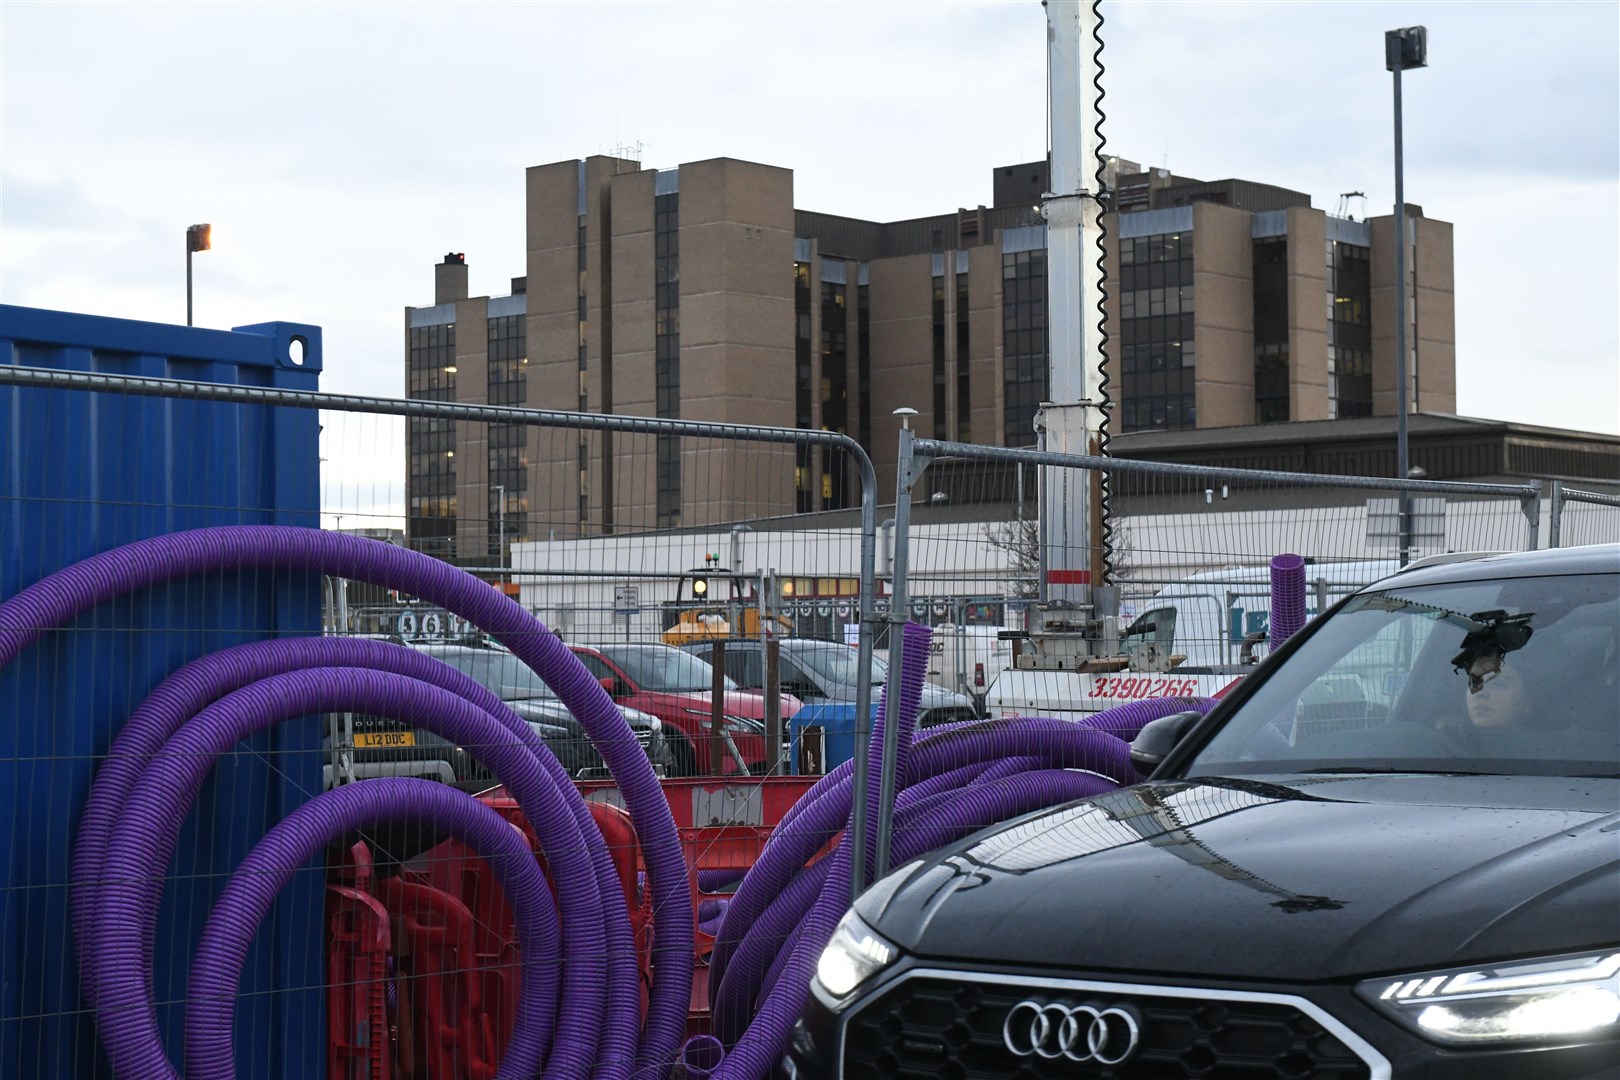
[1001,999,1142,1064]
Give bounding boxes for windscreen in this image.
[432,649,558,701]
[791,644,886,687]
[1187,572,1619,778]
[604,645,738,692]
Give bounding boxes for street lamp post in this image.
[185,224,212,327]
[1386,26,1427,564]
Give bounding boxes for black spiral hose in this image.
[1089,0,1118,584]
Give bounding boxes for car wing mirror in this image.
[1129,709,1205,776]
[598,675,620,696]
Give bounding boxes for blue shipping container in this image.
[0,304,323,1079]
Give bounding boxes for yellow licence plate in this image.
[353,731,417,749]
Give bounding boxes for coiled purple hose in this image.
[4,523,1222,1080]
[0,527,688,1076]
[70,636,635,1063]
[1270,552,1307,648]
[685,615,1221,1077]
[93,669,618,1080]
[184,779,557,1080]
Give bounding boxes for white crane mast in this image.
[1036,0,1112,648]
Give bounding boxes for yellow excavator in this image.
[661,559,792,646]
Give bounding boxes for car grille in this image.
[843,974,1371,1080]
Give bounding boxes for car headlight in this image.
[1357,951,1620,1045]
[814,912,897,1000]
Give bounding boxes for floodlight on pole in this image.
[1386,25,1426,565]
[185,223,212,327]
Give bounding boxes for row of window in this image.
[489,425,526,449]
[795,264,814,511]
[1327,241,1373,420]
[1120,285,1194,320]
[410,426,455,454]
[956,272,971,443]
[1119,257,1194,294]
[578,217,590,526]
[1120,339,1196,374]
[1119,233,1190,266]
[489,313,527,429]
[1120,393,1196,431]
[821,276,853,510]
[409,496,457,544]
[408,322,459,550]
[932,275,947,439]
[487,315,524,364]
[1254,344,1290,425]
[1001,251,1048,447]
[654,191,681,526]
[410,467,455,498]
[1119,312,1197,348]
[1329,372,1374,419]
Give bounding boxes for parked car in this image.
[791,545,1620,1079]
[684,638,980,728]
[569,642,801,776]
[325,640,672,787]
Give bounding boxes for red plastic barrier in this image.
[325,883,392,1080]
[577,776,817,831]
[325,779,816,1067]
[474,791,653,1012]
[402,832,525,1062]
[380,876,498,1080]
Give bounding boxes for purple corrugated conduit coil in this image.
[0,526,688,1076]
[679,1034,726,1079]
[185,778,557,1080]
[682,614,1221,1078]
[93,668,620,1080]
[0,523,1222,1080]
[1270,552,1308,649]
[69,637,635,1062]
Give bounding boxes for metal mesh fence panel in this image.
[1,342,880,1078]
[893,442,1544,675]
[869,433,1575,897]
[1553,486,1620,549]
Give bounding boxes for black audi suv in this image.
[790,545,1620,1079]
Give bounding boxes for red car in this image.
[568,643,800,776]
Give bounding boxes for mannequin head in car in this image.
[1464,663,1527,730]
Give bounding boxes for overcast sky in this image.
[3,1,1616,437]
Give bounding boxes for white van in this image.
[925,623,1015,715]
[985,559,1401,721]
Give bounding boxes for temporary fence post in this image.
[1520,479,1543,551]
[849,445,881,904]
[764,637,782,776]
[874,424,922,883]
[709,640,727,775]
[1548,480,1564,549]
